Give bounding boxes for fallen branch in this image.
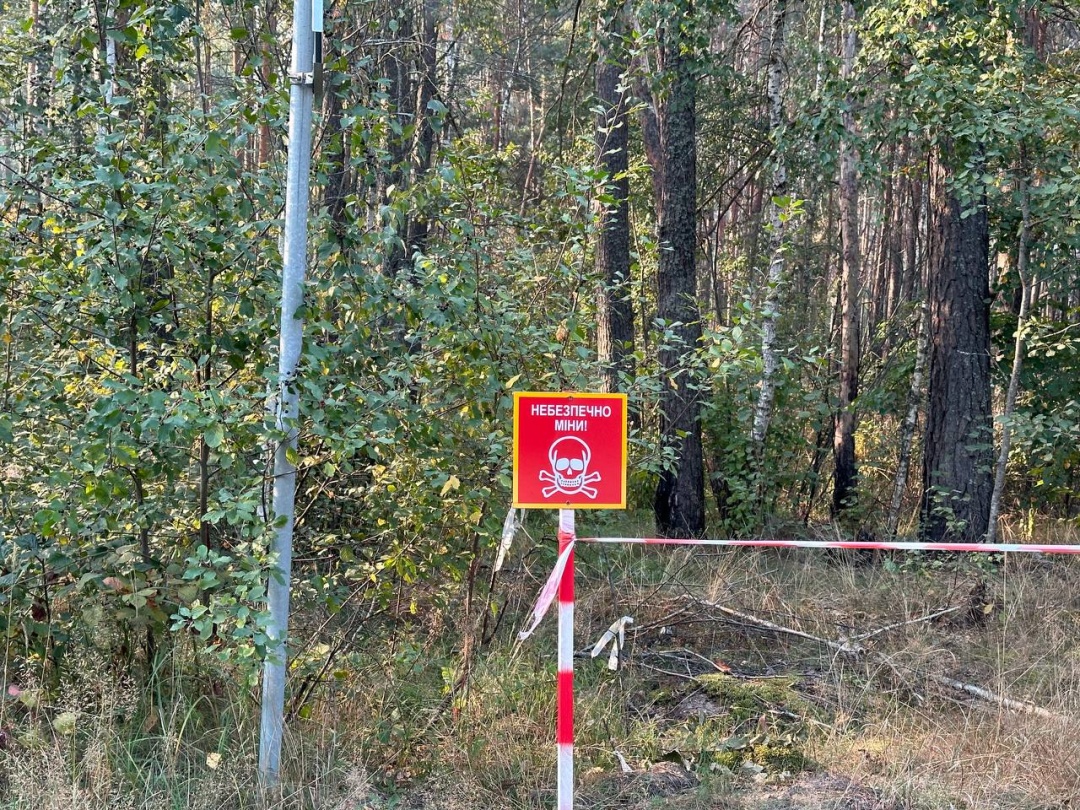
[651,647,729,673]
[694,598,865,656]
[850,605,962,642]
[637,661,701,681]
[685,595,1065,721]
[923,672,1061,720]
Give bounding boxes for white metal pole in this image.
[258,0,315,787]
[557,508,575,810]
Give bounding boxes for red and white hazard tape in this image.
[521,536,1080,640]
[591,615,633,670]
[580,537,1080,554]
[517,533,574,642]
[517,531,1080,809]
[512,511,576,810]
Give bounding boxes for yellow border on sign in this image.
[512,391,628,509]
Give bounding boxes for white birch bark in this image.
[105,2,116,105]
[750,0,789,452]
[813,2,827,99]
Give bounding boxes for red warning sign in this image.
[513,392,628,509]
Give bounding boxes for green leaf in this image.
[204,424,225,448]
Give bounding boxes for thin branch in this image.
[849,605,961,642]
[635,661,699,681]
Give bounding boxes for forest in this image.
[1,0,1080,806]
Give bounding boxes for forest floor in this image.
[386,520,1080,810]
[3,519,1080,809]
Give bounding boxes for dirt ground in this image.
[723,773,900,810]
[573,763,901,810]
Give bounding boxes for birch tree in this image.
[749,0,789,462]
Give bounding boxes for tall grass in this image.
[4,515,1080,809]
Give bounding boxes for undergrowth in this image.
[3,516,1080,809]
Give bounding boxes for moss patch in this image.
[700,737,809,776]
[695,673,811,724]
[750,741,808,772]
[693,674,813,775]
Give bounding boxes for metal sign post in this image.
[556,508,575,810]
[258,0,319,786]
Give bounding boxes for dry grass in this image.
[597,540,1080,809]
[4,517,1080,809]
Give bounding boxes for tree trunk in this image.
[257,3,276,167]
[635,74,665,206]
[920,144,993,542]
[595,4,635,394]
[886,302,927,540]
[986,164,1032,544]
[26,0,39,88]
[323,63,353,250]
[749,0,789,456]
[885,157,929,540]
[406,0,440,261]
[379,13,414,279]
[813,1,827,100]
[900,166,920,307]
[832,0,860,517]
[654,1,705,538]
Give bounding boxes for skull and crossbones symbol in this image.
[539,436,602,499]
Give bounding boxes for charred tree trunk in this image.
[833,0,859,516]
[832,0,860,517]
[654,1,705,538]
